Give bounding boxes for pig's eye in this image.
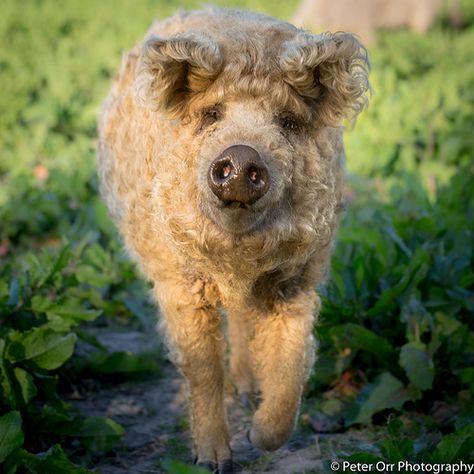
[277,113,301,134]
[200,106,223,130]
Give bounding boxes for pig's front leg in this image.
[154,281,232,473]
[249,291,318,451]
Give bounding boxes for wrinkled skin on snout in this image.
[98,8,370,472]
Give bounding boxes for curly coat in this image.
[97,7,370,470]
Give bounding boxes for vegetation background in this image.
[0,0,473,472]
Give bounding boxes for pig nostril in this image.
[213,159,234,183]
[248,166,264,186]
[222,164,232,179]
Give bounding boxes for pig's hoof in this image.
[248,424,289,452]
[196,460,217,472]
[230,430,261,462]
[218,458,233,473]
[195,457,233,473]
[239,391,252,409]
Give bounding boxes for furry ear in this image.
[136,33,223,117]
[280,32,370,126]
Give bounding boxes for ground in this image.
[72,328,379,474]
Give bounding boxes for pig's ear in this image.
[280,32,370,126]
[136,33,223,117]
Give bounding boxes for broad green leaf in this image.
[381,438,414,462]
[13,367,37,404]
[0,411,24,463]
[76,416,125,452]
[346,372,411,426]
[6,327,76,370]
[399,341,434,390]
[329,323,394,358]
[31,295,101,331]
[432,423,474,463]
[20,444,94,474]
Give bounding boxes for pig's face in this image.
[194,99,307,235]
[137,28,370,237]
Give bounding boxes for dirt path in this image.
[73,330,373,474]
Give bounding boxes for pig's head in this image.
[135,17,369,262]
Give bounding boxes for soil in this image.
[72,329,375,474]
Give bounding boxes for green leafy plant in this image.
[0,244,131,472]
[310,168,473,426]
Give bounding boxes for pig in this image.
[293,0,461,44]
[97,7,370,472]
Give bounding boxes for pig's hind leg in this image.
[227,312,256,408]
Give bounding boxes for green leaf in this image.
[367,248,429,317]
[6,327,76,370]
[75,243,117,286]
[435,312,462,336]
[399,341,434,390]
[76,416,125,452]
[162,459,210,474]
[345,372,411,426]
[329,323,395,359]
[75,264,116,287]
[34,374,67,411]
[400,293,433,341]
[7,278,20,307]
[0,279,8,298]
[0,411,24,464]
[13,367,37,404]
[381,438,414,462]
[0,340,19,410]
[31,295,101,331]
[432,423,474,463]
[122,295,156,331]
[20,445,94,474]
[459,367,474,391]
[84,351,160,375]
[38,245,71,287]
[34,405,79,436]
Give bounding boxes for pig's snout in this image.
[207,145,270,207]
